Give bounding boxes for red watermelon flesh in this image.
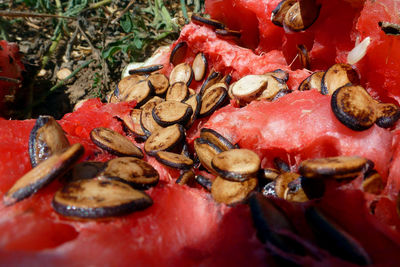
[0,99,267,266]
[198,90,393,180]
[353,0,400,104]
[172,22,309,90]
[0,40,24,115]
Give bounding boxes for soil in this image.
[1,1,195,119]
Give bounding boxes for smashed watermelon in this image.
[1,0,400,266]
[0,40,24,116]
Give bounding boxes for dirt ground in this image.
[1,0,195,119]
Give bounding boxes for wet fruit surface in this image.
[2,0,400,265]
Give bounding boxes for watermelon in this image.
[1,0,400,265]
[0,40,24,116]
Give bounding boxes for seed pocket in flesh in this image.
[52,179,153,219]
[90,127,143,158]
[29,115,70,167]
[170,42,188,66]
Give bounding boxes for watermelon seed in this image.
[331,85,400,131]
[283,0,321,32]
[321,63,360,95]
[128,64,164,75]
[194,175,212,191]
[194,138,224,175]
[119,80,153,107]
[121,109,148,141]
[169,63,193,87]
[4,143,84,206]
[176,169,196,186]
[154,151,193,170]
[378,21,400,36]
[192,52,207,81]
[211,176,258,205]
[271,0,297,27]
[199,85,228,117]
[298,71,324,92]
[183,93,201,128]
[274,172,301,199]
[200,127,236,151]
[199,70,222,96]
[215,28,242,39]
[90,127,144,158]
[273,157,290,173]
[211,149,261,182]
[99,157,159,190]
[166,81,189,102]
[140,97,165,136]
[52,179,153,219]
[191,14,225,29]
[284,177,309,202]
[305,207,372,265]
[362,170,384,195]
[148,73,169,95]
[299,156,370,179]
[116,74,147,100]
[29,115,70,167]
[69,161,105,182]
[152,100,193,127]
[296,44,310,69]
[230,74,269,103]
[144,124,185,156]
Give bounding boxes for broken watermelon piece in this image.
[0,40,24,115]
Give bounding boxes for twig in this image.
[49,59,94,93]
[88,0,112,10]
[0,11,73,20]
[77,17,110,93]
[0,76,21,83]
[28,59,94,110]
[111,0,135,24]
[180,0,189,22]
[65,26,79,62]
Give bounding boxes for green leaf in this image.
[120,14,133,33]
[102,46,121,60]
[133,37,143,49]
